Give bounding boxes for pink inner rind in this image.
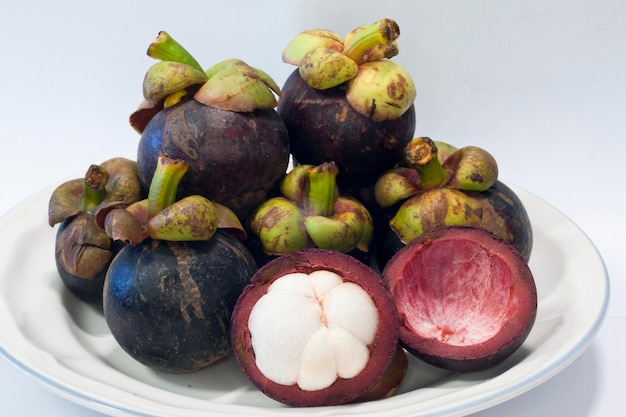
[395,239,518,346]
[383,226,537,371]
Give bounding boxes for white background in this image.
[1,1,624,416]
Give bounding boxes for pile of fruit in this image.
[47,19,537,407]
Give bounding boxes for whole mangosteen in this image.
[130,32,290,221]
[101,155,257,372]
[278,19,416,200]
[48,158,143,306]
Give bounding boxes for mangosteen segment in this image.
[248,270,378,391]
[383,227,537,372]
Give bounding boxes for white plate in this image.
[0,183,609,417]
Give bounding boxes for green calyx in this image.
[131,32,282,133]
[103,154,245,245]
[147,31,204,72]
[249,162,373,255]
[375,137,499,209]
[82,165,109,213]
[374,137,500,245]
[389,188,484,244]
[403,137,448,189]
[282,18,415,120]
[194,59,281,112]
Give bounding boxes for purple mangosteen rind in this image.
[382,226,537,373]
[137,99,290,222]
[103,231,257,373]
[230,248,400,407]
[278,69,416,188]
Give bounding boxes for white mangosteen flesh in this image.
[247,270,379,391]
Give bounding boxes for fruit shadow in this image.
[60,282,109,336]
[396,343,535,396]
[469,344,600,417]
[61,288,274,406]
[149,354,278,406]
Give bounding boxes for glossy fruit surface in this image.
[137,99,290,220]
[104,231,257,372]
[278,69,415,188]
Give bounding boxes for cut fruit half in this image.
[382,226,537,372]
[231,249,399,406]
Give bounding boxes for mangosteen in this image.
[130,32,290,220]
[230,249,399,407]
[382,226,537,372]
[104,232,256,372]
[375,138,532,267]
[101,154,257,372]
[48,158,143,306]
[278,19,416,203]
[247,161,373,265]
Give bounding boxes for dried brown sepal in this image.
[104,207,148,245]
[56,214,112,279]
[215,202,247,241]
[48,178,84,226]
[129,99,164,134]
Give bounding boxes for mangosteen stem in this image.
[305,162,338,217]
[82,164,109,213]
[404,137,447,189]
[147,155,189,218]
[147,31,204,73]
[343,19,400,64]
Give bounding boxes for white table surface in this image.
[1,1,624,416]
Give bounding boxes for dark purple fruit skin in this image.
[55,216,124,308]
[103,231,257,372]
[376,180,533,269]
[137,99,290,221]
[278,69,416,189]
[478,180,533,260]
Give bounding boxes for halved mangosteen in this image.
[230,249,399,406]
[382,226,537,372]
